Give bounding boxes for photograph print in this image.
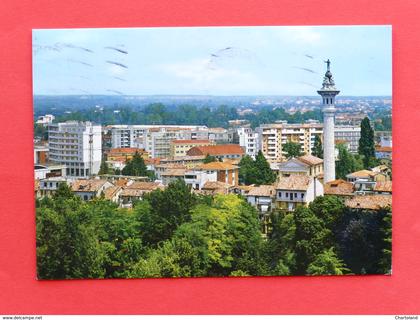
[33,25,392,279]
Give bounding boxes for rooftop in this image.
[196,161,238,171]
[374,181,392,193]
[247,185,276,197]
[345,195,392,210]
[71,179,111,192]
[276,175,312,191]
[324,179,354,196]
[297,154,323,166]
[187,144,244,156]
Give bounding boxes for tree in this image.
[283,141,303,159]
[336,143,364,179]
[239,152,275,185]
[312,134,323,158]
[122,152,148,176]
[358,117,376,168]
[203,154,217,163]
[98,159,110,175]
[254,151,276,185]
[307,248,349,275]
[138,180,198,246]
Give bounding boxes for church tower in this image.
[317,59,340,183]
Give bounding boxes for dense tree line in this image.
[36,181,391,279]
[238,151,276,185]
[48,103,324,128]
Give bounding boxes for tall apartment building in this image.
[334,125,361,153]
[48,121,102,177]
[257,122,323,162]
[236,127,260,158]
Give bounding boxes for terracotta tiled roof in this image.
[155,163,187,170]
[113,179,131,187]
[247,185,276,197]
[297,154,323,166]
[376,146,392,152]
[276,175,312,191]
[108,148,146,154]
[347,170,376,178]
[374,181,392,193]
[202,181,232,195]
[196,161,238,171]
[345,194,392,210]
[187,144,244,156]
[71,179,111,192]
[324,179,354,196]
[161,168,186,176]
[126,181,163,190]
[103,186,121,200]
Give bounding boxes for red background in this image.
[0,0,419,314]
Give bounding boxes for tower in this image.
[317,59,340,183]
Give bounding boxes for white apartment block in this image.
[48,121,102,177]
[236,127,260,158]
[110,125,211,158]
[334,125,361,153]
[36,114,55,125]
[257,122,323,162]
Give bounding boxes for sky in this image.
[33,25,392,96]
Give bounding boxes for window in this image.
[301,193,304,199]
[278,192,282,197]
[286,192,288,197]
[294,193,297,198]
[84,195,88,201]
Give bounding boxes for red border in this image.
[0,0,419,314]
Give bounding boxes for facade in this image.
[275,175,324,211]
[71,179,114,201]
[257,122,323,162]
[277,155,323,179]
[236,127,260,158]
[106,147,149,162]
[184,169,217,190]
[48,121,102,177]
[334,125,361,153]
[317,59,339,183]
[324,179,354,198]
[34,145,49,164]
[38,177,68,198]
[170,139,214,158]
[195,161,239,186]
[34,164,67,180]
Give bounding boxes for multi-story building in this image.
[48,121,102,177]
[275,175,324,211]
[236,127,260,158]
[257,122,323,162]
[170,139,215,158]
[334,125,361,153]
[186,144,245,161]
[36,114,55,126]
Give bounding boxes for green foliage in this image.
[358,117,376,168]
[36,175,392,278]
[34,123,48,141]
[312,134,323,158]
[307,248,349,275]
[98,159,110,175]
[283,141,303,159]
[238,152,276,185]
[138,180,197,246]
[203,154,217,163]
[121,152,148,177]
[336,143,364,179]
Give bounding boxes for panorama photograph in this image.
[33,25,392,279]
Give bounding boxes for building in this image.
[161,168,187,186]
[34,145,49,164]
[38,176,68,198]
[345,194,392,210]
[324,179,354,198]
[246,185,276,213]
[276,155,323,179]
[334,125,361,153]
[71,179,114,201]
[208,128,229,144]
[200,181,232,195]
[373,181,392,195]
[106,148,149,162]
[36,114,55,125]
[346,169,388,194]
[375,146,392,160]
[184,169,217,190]
[170,139,214,158]
[186,144,244,160]
[34,163,67,180]
[257,122,323,162]
[195,161,239,186]
[275,175,324,211]
[236,127,260,158]
[48,121,102,177]
[317,59,339,183]
[159,155,206,169]
[119,182,164,208]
